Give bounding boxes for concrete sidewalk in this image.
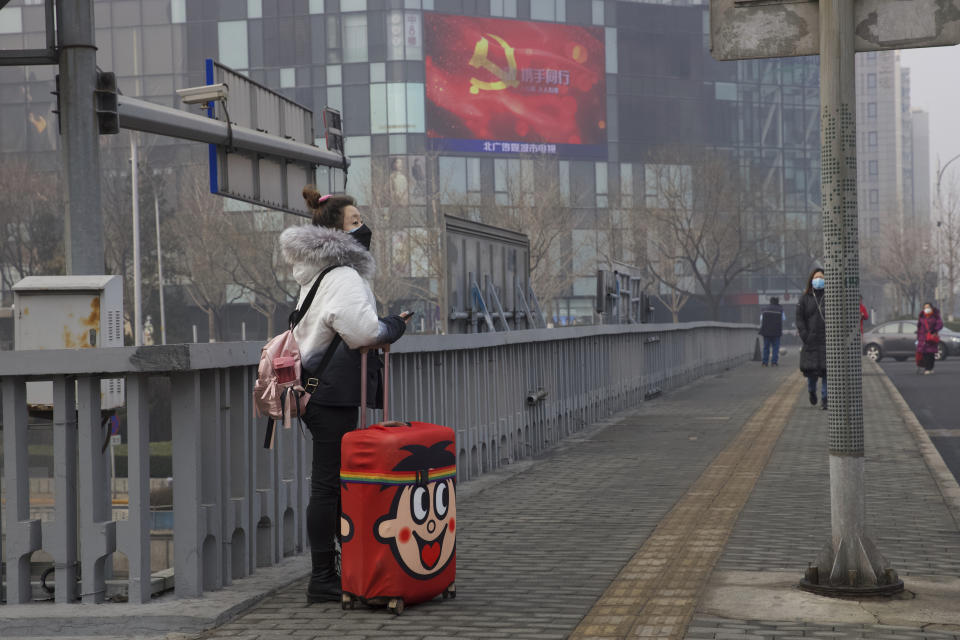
[5,354,960,640]
[691,361,960,639]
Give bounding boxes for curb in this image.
[872,360,960,531]
[0,555,311,639]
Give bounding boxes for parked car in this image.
[862,321,960,362]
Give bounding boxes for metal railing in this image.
[0,322,753,605]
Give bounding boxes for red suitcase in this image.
[339,348,457,614]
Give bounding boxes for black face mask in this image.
[350,223,372,251]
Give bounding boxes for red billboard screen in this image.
[424,14,607,158]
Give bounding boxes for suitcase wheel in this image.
[443,583,457,599]
[387,598,404,616]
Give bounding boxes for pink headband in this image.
[317,194,332,204]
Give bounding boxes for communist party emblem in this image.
[468,34,519,95]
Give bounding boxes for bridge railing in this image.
[0,322,753,605]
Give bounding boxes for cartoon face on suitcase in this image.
[374,442,457,578]
[340,423,457,605]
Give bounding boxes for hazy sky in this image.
[900,46,960,200]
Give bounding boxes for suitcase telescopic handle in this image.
[359,344,390,429]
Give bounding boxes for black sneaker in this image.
[772,362,778,367]
[809,390,817,406]
[821,397,828,411]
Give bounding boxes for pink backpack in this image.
[254,265,342,448]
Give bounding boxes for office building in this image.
[0,0,926,330]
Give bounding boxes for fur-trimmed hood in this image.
[279,224,375,285]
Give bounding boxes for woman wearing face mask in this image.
[796,268,828,410]
[916,302,943,375]
[280,188,411,603]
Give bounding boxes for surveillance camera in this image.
[176,83,229,105]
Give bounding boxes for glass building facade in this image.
[0,0,875,328]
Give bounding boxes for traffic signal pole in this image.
[799,0,901,596]
[57,0,104,275]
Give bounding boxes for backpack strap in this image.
[302,334,342,395]
[296,265,352,393]
[289,264,339,330]
[264,417,276,449]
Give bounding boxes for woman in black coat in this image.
[796,268,827,410]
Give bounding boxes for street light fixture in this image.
[935,153,960,320]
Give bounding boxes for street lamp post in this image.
[130,135,143,346]
[936,153,960,321]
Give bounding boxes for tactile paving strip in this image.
[569,374,802,640]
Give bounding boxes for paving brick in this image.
[685,615,960,640]
[717,370,960,577]
[175,359,960,640]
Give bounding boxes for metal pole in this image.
[131,135,143,346]
[57,0,103,275]
[935,153,960,204]
[800,0,900,596]
[155,192,167,344]
[118,95,348,167]
[110,443,116,500]
[936,154,960,321]
[936,219,943,315]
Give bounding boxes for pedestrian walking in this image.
[279,187,411,603]
[759,296,785,366]
[796,268,827,410]
[916,302,943,375]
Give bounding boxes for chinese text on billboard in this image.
[425,14,607,158]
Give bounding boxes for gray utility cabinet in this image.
[13,275,125,409]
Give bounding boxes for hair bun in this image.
[302,185,322,209]
[302,186,334,210]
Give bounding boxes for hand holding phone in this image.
[400,310,414,323]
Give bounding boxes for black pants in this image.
[304,403,359,552]
[921,352,936,371]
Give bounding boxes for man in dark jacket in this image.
[759,296,785,366]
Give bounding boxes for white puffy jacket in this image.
[279,224,384,369]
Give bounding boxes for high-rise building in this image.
[853,54,932,234]
[856,51,904,239]
[0,0,924,330]
[910,108,931,227]
[854,51,931,318]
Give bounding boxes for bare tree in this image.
[217,209,298,338]
[636,148,777,320]
[359,154,586,329]
[864,220,935,316]
[97,135,196,344]
[0,158,64,293]
[935,169,960,320]
[166,168,243,341]
[783,215,823,291]
[102,163,153,341]
[363,155,448,325]
[480,155,586,322]
[643,225,692,323]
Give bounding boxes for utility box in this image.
[13,275,125,409]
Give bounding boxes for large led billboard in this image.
[424,14,607,158]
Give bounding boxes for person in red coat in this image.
[859,296,869,335]
[916,302,943,375]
